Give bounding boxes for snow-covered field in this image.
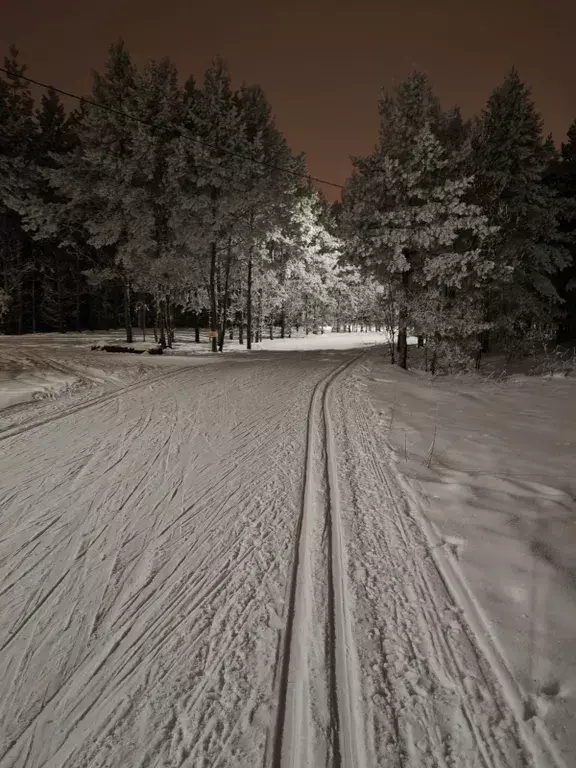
[0,332,573,767]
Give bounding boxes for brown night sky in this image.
[2,0,576,199]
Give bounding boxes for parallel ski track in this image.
[270,352,366,768]
[0,364,195,443]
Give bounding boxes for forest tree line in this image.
[1,43,575,367]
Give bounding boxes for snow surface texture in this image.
[363,356,576,765]
[0,334,571,766]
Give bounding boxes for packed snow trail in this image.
[0,352,355,767]
[269,354,367,768]
[0,348,564,767]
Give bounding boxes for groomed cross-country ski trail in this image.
[0,348,567,767]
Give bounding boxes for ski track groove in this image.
[341,377,518,766]
[270,352,365,768]
[0,349,565,768]
[0,354,342,768]
[333,358,564,768]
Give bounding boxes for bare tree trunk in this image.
[397,271,410,369]
[246,236,253,350]
[218,237,233,352]
[280,306,286,339]
[257,286,263,344]
[209,240,218,353]
[75,251,81,332]
[158,296,166,349]
[139,302,146,342]
[397,325,407,369]
[239,311,244,345]
[269,322,273,340]
[124,279,132,344]
[166,294,174,348]
[31,272,36,334]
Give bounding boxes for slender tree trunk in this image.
[15,241,23,335]
[166,294,174,348]
[218,237,233,352]
[31,273,36,334]
[75,280,81,332]
[397,325,407,369]
[124,280,132,344]
[246,238,253,350]
[239,311,244,345]
[417,335,424,348]
[257,285,263,344]
[57,262,66,334]
[153,301,158,344]
[209,239,219,352]
[140,303,146,342]
[397,271,410,370]
[269,322,273,340]
[75,251,81,332]
[158,296,167,349]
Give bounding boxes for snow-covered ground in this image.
[0,333,573,767]
[361,356,576,764]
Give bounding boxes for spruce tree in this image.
[549,121,576,340]
[0,46,36,333]
[35,89,79,331]
[472,69,568,355]
[343,73,494,370]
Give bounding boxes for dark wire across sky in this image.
[2,0,575,201]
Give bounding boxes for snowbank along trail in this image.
[328,354,565,768]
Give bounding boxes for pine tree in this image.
[227,83,302,350]
[0,46,36,333]
[343,73,494,370]
[548,121,576,340]
[472,69,569,356]
[34,89,79,332]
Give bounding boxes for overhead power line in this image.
[0,67,345,191]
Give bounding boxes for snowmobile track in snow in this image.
[270,352,366,768]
